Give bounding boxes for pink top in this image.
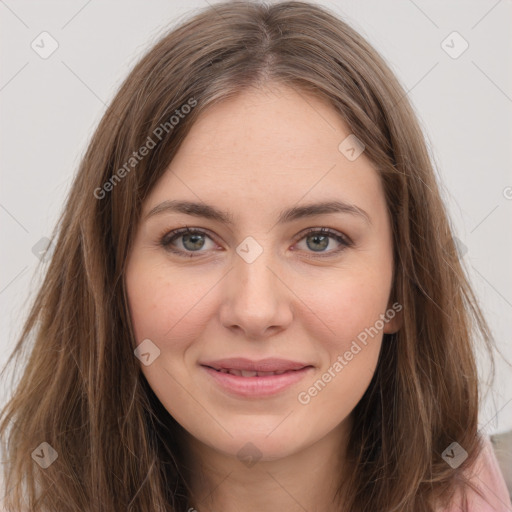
[443,435,512,511]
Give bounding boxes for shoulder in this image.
[442,434,512,512]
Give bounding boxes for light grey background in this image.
[1,0,511,434]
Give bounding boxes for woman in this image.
[1,1,510,511]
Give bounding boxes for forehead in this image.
[144,85,386,223]
[177,85,351,162]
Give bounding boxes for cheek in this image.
[303,264,393,343]
[296,258,393,400]
[295,274,389,417]
[126,259,215,348]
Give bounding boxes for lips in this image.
[200,357,311,375]
[201,360,314,397]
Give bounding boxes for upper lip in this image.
[201,357,312,372]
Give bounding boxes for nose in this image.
[218,245,293,340]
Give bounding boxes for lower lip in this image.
[201,365,314,398]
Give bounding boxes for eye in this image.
[160,226,218,257]
[292,227,352,257]
[159,226,352,258]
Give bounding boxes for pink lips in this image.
[200,357,314,397]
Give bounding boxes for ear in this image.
[383,302,403,334]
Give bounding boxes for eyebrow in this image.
[145,199,371,226]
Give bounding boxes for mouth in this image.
[204,367,308,377]
[200,357,312,373]
[199,359,314,397]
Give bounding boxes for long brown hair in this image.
[0,1,498,510]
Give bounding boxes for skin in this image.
[125,83,401,512]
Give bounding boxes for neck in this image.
[182,415,353,512]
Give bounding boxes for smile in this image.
[201,364,314,398]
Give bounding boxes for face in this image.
[125,84,400,463]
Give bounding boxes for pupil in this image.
[308,234,328,251]
[183,233,204,250]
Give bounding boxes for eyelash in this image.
[158,225,353,259]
